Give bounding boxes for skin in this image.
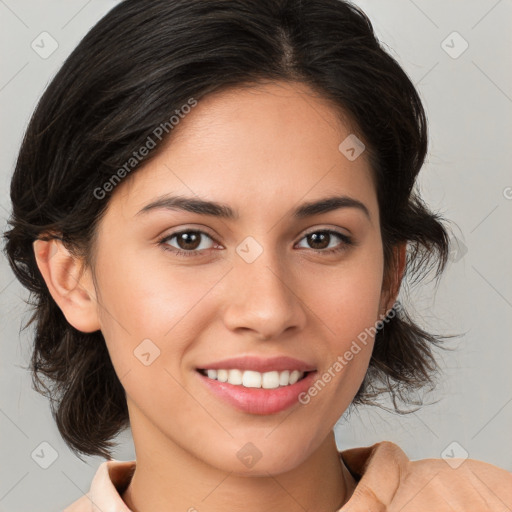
[34,80,405,512]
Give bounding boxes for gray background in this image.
[1,1,511,510]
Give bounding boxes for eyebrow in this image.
[136,194,371,221]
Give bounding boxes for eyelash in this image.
[157,229,354,258]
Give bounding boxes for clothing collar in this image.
[64,441,408,511]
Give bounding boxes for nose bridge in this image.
[222,238,305,339]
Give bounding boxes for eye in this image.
[158,228,354,258]
[158,229,219,257]
[296,229,353,254]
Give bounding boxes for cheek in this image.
[93,248,220,372]
[95,243,178,326]
[308,243,384,347]
[303,240,384,401]
[301,267,382,418]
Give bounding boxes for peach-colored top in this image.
[63,441,512,511]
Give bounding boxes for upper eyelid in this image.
[300,226,351,239]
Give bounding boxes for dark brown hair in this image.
[3,0,451,461]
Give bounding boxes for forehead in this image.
[107,80,377,222]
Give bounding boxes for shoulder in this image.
[393,455,512,511]
[340,441,512,511]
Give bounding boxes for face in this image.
[89,81,389,475]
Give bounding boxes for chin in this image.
[203,441,311,477]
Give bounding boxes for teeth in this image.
[202,369,306,388]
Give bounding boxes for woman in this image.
[4,0,511,510]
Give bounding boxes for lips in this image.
[196,355,316,373]
[196,369,318,414]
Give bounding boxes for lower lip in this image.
[196,370,317,415]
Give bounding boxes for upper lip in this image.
[196,356,316,373]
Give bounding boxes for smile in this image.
[196,369,318,415]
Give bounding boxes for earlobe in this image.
[33,238,101,333]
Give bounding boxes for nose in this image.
[221,248,307,341]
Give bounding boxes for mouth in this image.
[195,368,318,415]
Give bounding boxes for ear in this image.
[379,242,407,315]
[33,237,101,333]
